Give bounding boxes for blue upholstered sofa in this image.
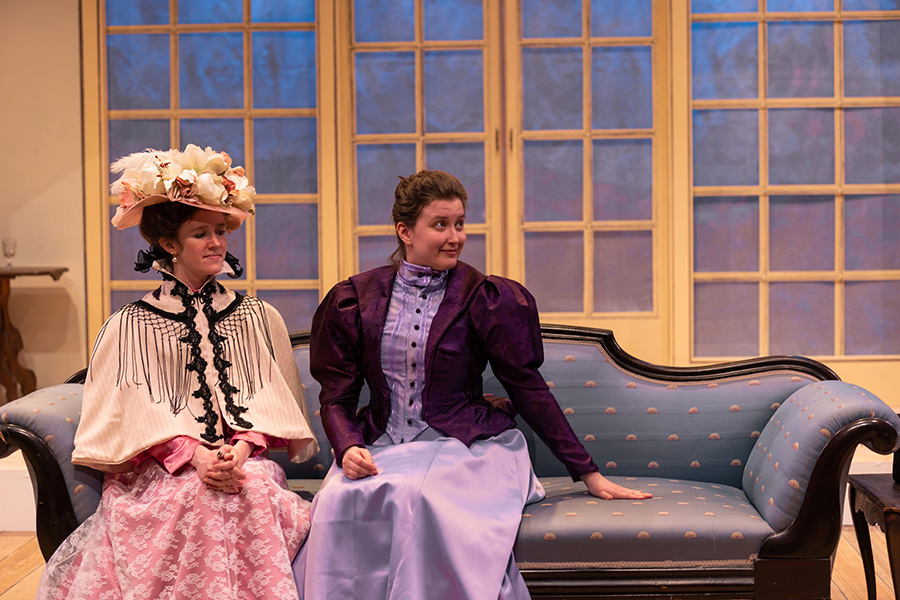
[2,325,899,599]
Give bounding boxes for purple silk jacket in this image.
[309,261,600,480]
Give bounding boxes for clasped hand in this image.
[191,441,252,493]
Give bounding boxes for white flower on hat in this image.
[193,172,228,205]
[109,144,256,231]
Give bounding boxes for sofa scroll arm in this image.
[0,423,80,560]
[759,418,898,560]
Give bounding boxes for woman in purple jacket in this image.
[294,170,649,599]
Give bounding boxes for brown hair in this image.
[138,202,201,258]
[390,170,468,265]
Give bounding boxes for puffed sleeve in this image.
[470,276,599,480]
[309,280,367,463]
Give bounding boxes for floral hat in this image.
[110,144,256,232]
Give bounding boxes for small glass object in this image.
[2,238,16,268]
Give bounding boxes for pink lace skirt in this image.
[37,457,310,600]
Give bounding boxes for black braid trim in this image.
[201,291,253,429]
[169,277,222,443]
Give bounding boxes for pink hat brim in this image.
[111,194,250,232]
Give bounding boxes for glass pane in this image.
[256,290,321,333]
[108,120,171,187]
[357,144,416,226]
[845,108,900,184]
[522,0,581,38]
[252,0,315,22]
[770,195,835,271]
[768,109,834,185]
[108,34,170,110]
[355,52,416,135]
[109,206,159,282]
[693,196,759,272]
[593,231,653,312]
[256,204,318,279]
[225,228,247,281]
[425,50,484,133]
[524,140,583,222]
[179,119,245,170]
[844,21,900,98]
[591,47,652,130]
[692,110,759,186]
[424,0,483,41]
[111,290,149,315]
[591,0,652,37]
[522,47,583,131]
[253,118,317,194]
[355,0,414,42]
[425,144,486,224]
[694,282,759,357]
[593,139,652,221]
[178,0,242,23]
[845,281,900,355]
[691,23,758,100]
[769,282,834,356]
[179,33,244,109]
[359,235,397,272]
[768,22,834,98]
[253,31,317,109]
[109,290,147,319]
[525,232,584,312]
[767,0,834,10]
[843,0,900,10]
[692,0,758,12]
[845,194,900,270]
[461,233,486,274]
[107,0,168,25]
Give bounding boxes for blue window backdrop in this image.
[104,0,320,332]
[520,0,657,316]
[350,0,492,276]
[691,2,900,357]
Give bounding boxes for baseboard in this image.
[0,453,36,532]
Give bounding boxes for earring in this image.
[172,256,178,263]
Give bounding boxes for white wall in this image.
[0,0,86,532]
[0,0,88,391]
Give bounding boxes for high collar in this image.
[151,259,235,294]
[396,260,448,289]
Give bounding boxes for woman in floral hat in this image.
[36,145,319,600]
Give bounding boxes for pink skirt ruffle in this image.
[37,457,310,600]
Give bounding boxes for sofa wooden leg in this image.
[754,558,832,600]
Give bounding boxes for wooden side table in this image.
[0,267,68,404]
[849,472,900,600]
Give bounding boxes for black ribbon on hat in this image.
[134,246,169,272]
[133,246,244,278]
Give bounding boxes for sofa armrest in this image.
[0,384,103,560]
[741,381,900,557]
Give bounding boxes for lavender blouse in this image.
[380,261,448,443]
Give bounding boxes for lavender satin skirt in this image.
[292,429,544,599]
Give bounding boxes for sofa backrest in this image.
[284,327,833,488]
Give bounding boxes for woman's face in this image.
[162,210,227,289]
[397,197,466,271]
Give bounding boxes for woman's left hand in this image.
[581,471,652,500]
[205,441,252,493]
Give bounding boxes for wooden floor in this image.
[0,525,893,598]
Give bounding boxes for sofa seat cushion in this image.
[514,476,773,568]
[286,478,324,501]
